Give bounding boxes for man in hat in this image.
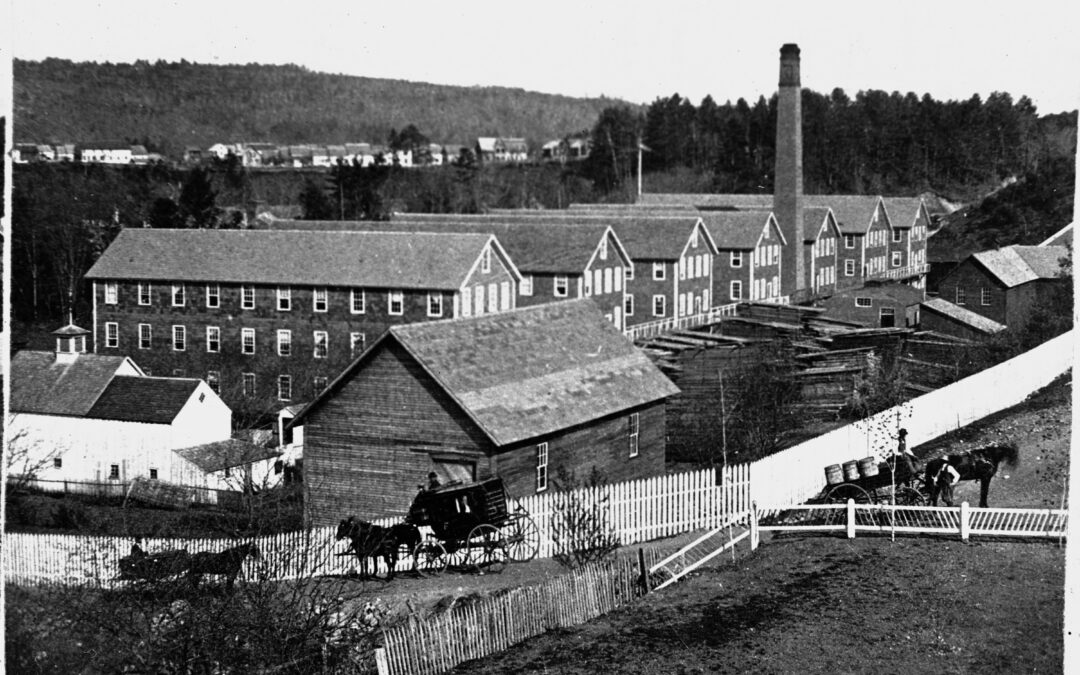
[934,457,962,506]
[895,428,917,481]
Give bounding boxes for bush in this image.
[550,467,621,569]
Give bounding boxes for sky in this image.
[7,0,1080,115]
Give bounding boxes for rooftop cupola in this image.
[52,322,90,364]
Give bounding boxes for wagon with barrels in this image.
[407,477,541,575]
[821,456,929,506]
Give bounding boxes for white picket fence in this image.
[3,464,750,587]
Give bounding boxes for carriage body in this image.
[823,459,928,505]
[118,549,190,581]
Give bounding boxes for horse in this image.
[924,443,1019,507]
[188,542,260,592]
[336,517,419,580]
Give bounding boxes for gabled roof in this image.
[605,217,717,260]
[10,351,138,417]
[805,196,885,235]
[476,137,498,152]
[1039,222,1073,247]
[700,212,784,250]
[971,245,1068,288]
[270,219,628,274]
[294,299,679,447]
[86,376,202,424]
[175,439,281,473]
[85,229,506,289]
[922,298,1007,334]
[881,197,926,229]
[804,207,840,242]
[638,193,892,235]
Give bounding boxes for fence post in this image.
[638,548,650,592]
[749,502,759,550]
[960,502,970,541]
[375,647,389,675]
[846,499,856,539]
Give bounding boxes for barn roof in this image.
[85,229,504,289]
[87,376,202,424]
[174,439,281,473]
[700,212,783,249]
[921,298,1007,334]
[971,245,1068,288]
[1039,222,1073,247]
[9,351,138,417]
[294,299,679,446]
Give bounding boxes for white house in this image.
[6,324,243,496]
[78,143,134,164]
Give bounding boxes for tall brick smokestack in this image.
[774,43,805,295]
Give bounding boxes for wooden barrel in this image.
[858,457,879,478]
[843,461,860,482]
[825,464,844,486]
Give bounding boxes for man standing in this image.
[934,458,961,506]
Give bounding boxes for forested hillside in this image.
[13,59,619,156]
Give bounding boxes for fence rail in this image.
[623,304,738,341]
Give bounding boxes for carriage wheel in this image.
[893,486,926,506]
[503,514,540,562]
[413,539,448,578]
[826,483,873,505]
[466,524,507,575]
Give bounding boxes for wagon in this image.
[822,457,928,506]
[118,548,190,581]
[406,477,540,575]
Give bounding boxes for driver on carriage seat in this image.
[895,428,917,480]
[131,538,147,559]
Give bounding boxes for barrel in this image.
[825,464,844,486]
[843,461,860,482]
[858,457,879,478]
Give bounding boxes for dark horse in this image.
[924,443,1019,507]
[188,543,260,592]
[336,517,420,580]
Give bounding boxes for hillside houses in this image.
[84,229,521,412]
[291,299,680,523]
[476,137,529,163]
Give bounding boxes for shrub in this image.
[550,467,621,569]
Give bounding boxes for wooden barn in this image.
[292,299,680,524]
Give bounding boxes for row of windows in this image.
[954,287,993,307]
[103,323,368,357]
[103,283,445,317]
[460,281,512,318]
[753,244,780,267]
[815,264,836,289]
[534,413,640,492]
[678,254,711,280]
[812,237,836,258]
[202,370,330,401]
[583,266,623,297]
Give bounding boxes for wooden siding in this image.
[936,260,1007,325]
[837,234,864,289]
[713,250,752,304]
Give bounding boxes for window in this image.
[277,287,291,311]
[730,280,742,301]
[625,266,635,281]
[855,297,872,308]
[536,442,548,492]
[520,275,533,296]
[844,259,855,276]
[428,292,443,317]
[138,324,152,349]
[500,281,510,310]
[703,253,710,275]
[731,251,743,268]
[351,289,365,314]
[242,373,256,397]
[653,295,666,317]
[481,246,492,273]
[313,376,328,393]
[350,332,366,356]
[892,229,903,243]
[554,276,568,297]
[599,237,608,260]
[138,283,151,305]
[313,331,328,358]
[207,371,220,393]
[604,268,613,294]
[955,287,966,305]
[981,287,992,306]
[172,284,185,307]
[278,375,292,401]
[679,258,686,280]
[625,295,634,316]
[313,288,328,312]
[149,468,158,480]
[206,326,220,353]
[462,287,473,317]
[594,269,602,296]
[277,329,292,356]
[614,268,623,292]
[487,283,498,313]
[844,235,855,249]
[104,322,118,348]
[384,291,403,316]
[628,412,640,458]
[172,325,186,351]
[241,286,255,309]
[891,251,902,267]
[678,293,686,317]
[242,328,255,354]
[104,283,118,304]
[53,457,62,469]
[109,464,120,480]
[206,284,220,308]
[584,273,592,297]
[653,262,665,280]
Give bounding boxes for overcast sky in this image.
[8,0,1080,115]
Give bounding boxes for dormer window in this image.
[481,247,492,273]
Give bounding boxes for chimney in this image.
[774,43,805,296]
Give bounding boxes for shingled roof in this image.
[87,376,202,424]
[700,212,782,249]
[174,439,281,473]
[10,351,139,417]
[922,298,1007,334]
[972,245,1068,288]
[804,207,840,242]
[295,299,679,447]
[881,197,926,229]
[86,229,504,289]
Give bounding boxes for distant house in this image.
[130,145,150,164]
[54,144,76,162]
[541,136,591,162]
[819,282,925,328]
[702,211,785,304]
[920,297,1007,341]
[79,142,134,164]
[7,323,234,491]
[936,245,1068,327]
[476,137,528,163]
[804,207,841,296]
[292,299,680,523]
[882,197,932,281]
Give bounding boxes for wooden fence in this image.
[4,464,750,586]
[377,550,667,675]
